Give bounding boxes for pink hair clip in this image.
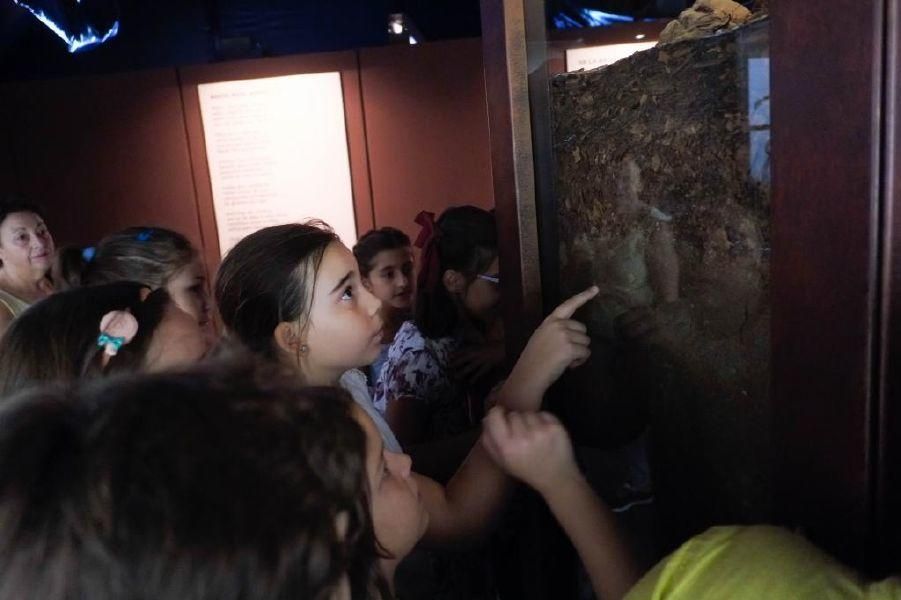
[97,310,139,357]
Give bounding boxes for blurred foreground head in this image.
[0,360,384,600]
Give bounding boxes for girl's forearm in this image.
[419,442,511,547]
[541,474,639,600]
[406,428,481,483]
[494,366,546,412]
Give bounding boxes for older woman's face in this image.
[0,212,54,277]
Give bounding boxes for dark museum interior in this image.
[0,0,899,598]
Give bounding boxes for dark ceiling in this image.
[0,0,704,81]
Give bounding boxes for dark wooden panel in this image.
[770,0,882,569]
[0,121,18,194]
[876,0,901,576]
[358,38,494,244]
[0,70,202,250]
[178,51,374,274]
[480,3,556,600]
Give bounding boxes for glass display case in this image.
[559,12,771,540]
[480,0,901,588]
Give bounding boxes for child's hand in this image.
[504,286,598,409]
[481,407,579,495]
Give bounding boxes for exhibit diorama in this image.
[553,1,771,544]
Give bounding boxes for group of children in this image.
[0,196,894,599]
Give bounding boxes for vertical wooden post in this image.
[480,0,544,360]
[876,0,901,576]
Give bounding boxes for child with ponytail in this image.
[54,226,212,335]
[374,207,511,478]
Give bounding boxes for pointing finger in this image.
[551,286,600,320]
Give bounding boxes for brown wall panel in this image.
[179,51,374,274]
[0,41,492,280]
[0,70,202,250]
[359,38,494,243]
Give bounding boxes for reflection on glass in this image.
[551,12,771,544]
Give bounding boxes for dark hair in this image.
[0,195,45,229]
[54,226,196,292]
[215,222,339,361]
[415,206,497,338]
[0,361,386,600]
[353,227,411,278]
[0,282,171,397]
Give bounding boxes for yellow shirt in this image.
[626,526,901,600]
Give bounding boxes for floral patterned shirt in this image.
[375,322,497,599]
[373,320,472,440]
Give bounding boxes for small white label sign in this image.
[565,41,657,72]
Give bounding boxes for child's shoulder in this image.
[339,368,369,391]
[391,321,428,353]
[391,321,458,362]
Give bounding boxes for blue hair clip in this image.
[97,332,126,354]
[136,229,153,242]
[82,246,96,263]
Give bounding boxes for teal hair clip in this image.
[97,332,126,355]
[97,310,139,358]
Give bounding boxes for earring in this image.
[300,344,309,353]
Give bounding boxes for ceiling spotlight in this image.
[389,15,404,35]
[387,12,423,46]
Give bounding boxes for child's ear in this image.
[273,321,303,356]
[442,269,466,294]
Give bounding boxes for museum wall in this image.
[360,38,495,245]
[0,69,204,252]
[0,37,494,273]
